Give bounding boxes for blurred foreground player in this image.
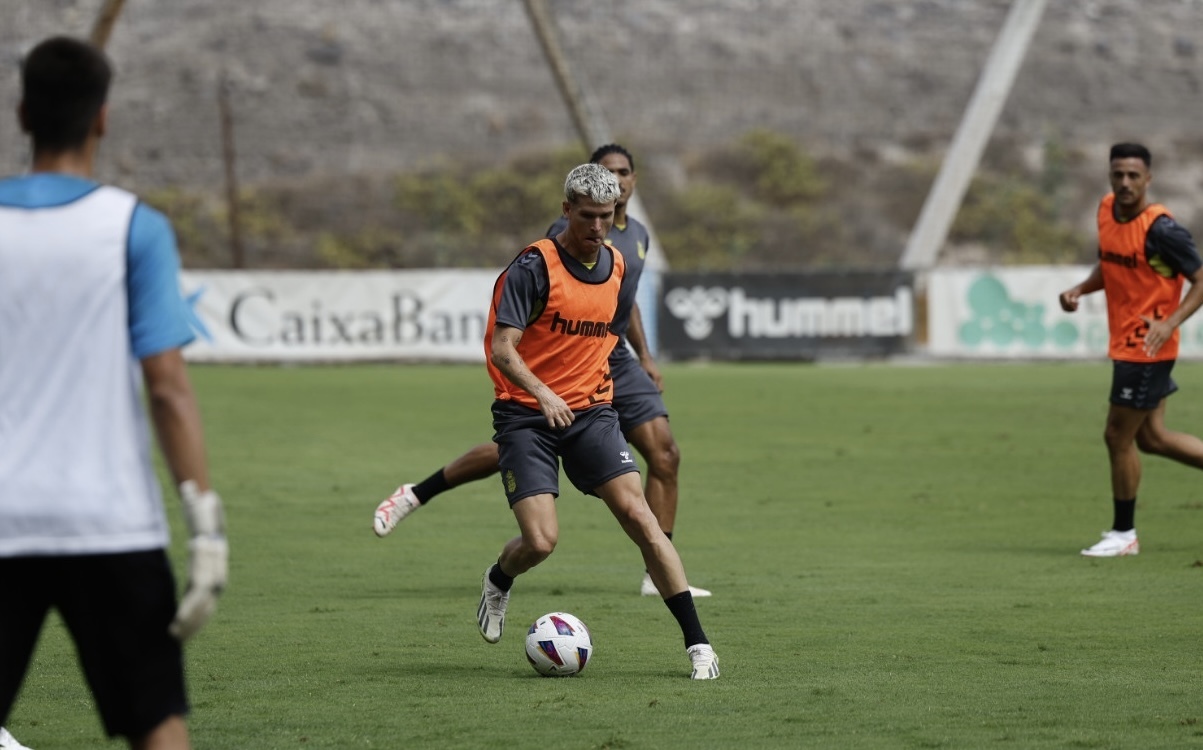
[0,37,228,748]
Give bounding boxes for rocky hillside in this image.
[2,0,1201,264]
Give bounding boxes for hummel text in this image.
[549,311,610,338]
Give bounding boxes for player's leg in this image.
[1103,403,1146,501]
[0,558,54,730]
[626,416,680,534]
[1135,399,1203,468]
[1083,362,1156,557]
[611,356,677,530]
[373,442,501,537]
[441,442,504,486]
[56,551,190,746]
[561,407,677,588]
[498,494,560,576]
[596,471,688,595]
[479,494,557,644]
[594,473,719,679]
[1091,403,1146,558]
[564,407,719,678]
[479,404,560,643]
[129,716,188,750]
[612,355,710,595]
[625,415,711,596]
[1085,361,1186,557]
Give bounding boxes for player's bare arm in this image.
[490,324,574,429]
[1059,263,1104,312]
[143,348,211,490]
[626,301,664,391]
[1143,266,1203,357]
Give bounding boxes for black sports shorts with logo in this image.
[609,347,669,436]
[492,400,640,505]
[1110,359,1178,410]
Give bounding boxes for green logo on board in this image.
[959,275,1079,349]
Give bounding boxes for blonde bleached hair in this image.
[564,163,621,205]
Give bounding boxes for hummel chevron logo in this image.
[664,286,728,340]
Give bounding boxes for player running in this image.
[1059,142,1203,557]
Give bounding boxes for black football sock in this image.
[488,562,514,592]
[1113,498,1136,532]
[664,591,708,648]
[413,469,451,505]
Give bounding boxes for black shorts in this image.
[0,550,187,738]
[609,349,669,435]
[1110,359,1178,410]
[492,400,640,505]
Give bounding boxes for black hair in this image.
[1109,142,1151,167]
[21,36,112,152]
[589,143,635,172]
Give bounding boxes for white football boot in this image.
[640,572,712,597]
[1080,529,1139,557]
[373,484,420,537]
[687,644,720,680]
[477,568,509,643]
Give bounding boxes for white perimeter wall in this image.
[927,266,1203,359]
[179,267,1203,362]
[181,270,498,362]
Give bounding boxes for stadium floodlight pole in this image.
[218,69,246,269]
[520,0,606,150]
[519,0,663,263]
[898,0,1049,271]
[89,0,127,49]
[521,0,669,353]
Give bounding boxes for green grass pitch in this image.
[8,362,1203,749]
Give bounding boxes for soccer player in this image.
[1059,142,1203,557]
[374,144,711,597]
[0,37,228,748]
[476,163,718,679]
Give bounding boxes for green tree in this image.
[952,175,1087,264]
[657,183,764,271]
[738,129,825,207]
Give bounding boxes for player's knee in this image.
[1102,425,1130,452]
[617,502,660,539]
[524,535,557,561]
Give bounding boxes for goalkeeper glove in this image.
[170,480,228,641]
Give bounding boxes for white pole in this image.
[899,0,1049,271]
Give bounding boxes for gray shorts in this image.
[609,348,669,435]
[491,400,640,505]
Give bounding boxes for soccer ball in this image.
[525,612,593,677]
